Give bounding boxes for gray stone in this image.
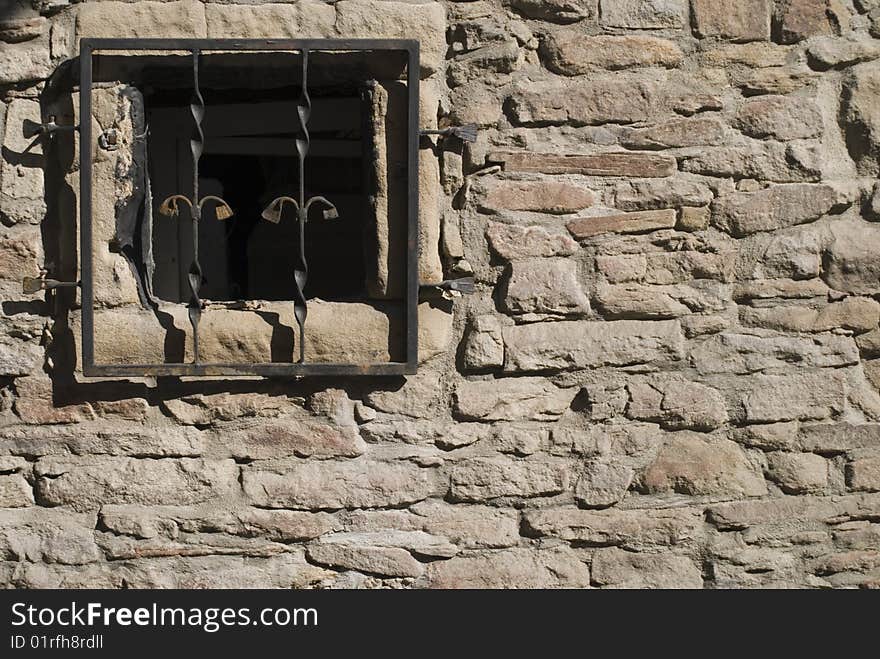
[503,319,684,373]
[681,142,820,182]
[0,508,101,565]
[0,474,33,508]
[591,548,702,589]
[847,457,880,492]
[711,184,837,237]
[809,36,880,69]
[410,501,520,549]
[502,258,590,316]
[0,99,45,225]
[843,61,880,175]
[690,333,860,375]
[824,219,880,295]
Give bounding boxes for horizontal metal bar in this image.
[84,362,416,378]
[82,38,418,53]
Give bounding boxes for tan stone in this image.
[1,99,45,225]
[0,474,34,508]
[35,457,239,511]
[542,32,683,75]
[462,315,504,370]
[476,179,594,214]
[642,433,768,497]
[734,95,824,141]
[766,452,828,494]
[615,178,714,212]
[204,2,336,39]
[600,0,686,29]
[691,0,771,42]
[621,117,726,150]
[75,0,208,40]
[503,319,684,373]
[492,151,675,177]
[507,78,654,126]
[567,209,677,239]
[779,0,837,43]
[523,506,703,550]
[410,501,520,549]
[453,377,575,421]
[0,34,51,85]
[592,548,702,589]
[486,222,578,260]
[242,459,440,509]
[450,457,569,501]
[740,298,880,334]
[0,225,42,283]
[502,258,590,316]
[507,0,598,23]
[847,457,880,492]
[712,184,837,237]
[423,547,590,588]
[334,0,446,78]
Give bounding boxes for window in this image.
[79,39,420,377]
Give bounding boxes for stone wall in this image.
[2,0,880,588]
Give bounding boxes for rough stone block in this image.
[734,372,847,423]
[504,319,683,373]
[492,151,676,177]
[567,209,677,239]
[422,547,590,588]
[75,0,208,39]
[34,457,238,511]
[0,474,34,508]
[334,1,446,77]
[0,34,51,85]
[0,99,45,225]
[462,315,504,370]
[523,506,703,550]
[591,548,702,589]
[507,0,598,23]
[621,117,726,150]
[600,0,686,28]
[766,452,828,494]
[449,456,569,501]
[475,179,595,214]
[506,78,653,126]
[734,95,824,141]
[824,219,880,295]
[204,2,336,39]
[242,459,440,509]
[454,377,575,421]
[502,258,590,316]
[627,377,729,432]
[847,457,880,492]
[0,508,101,565]
[711,184,837,237]
[486,222,578,260]
[574,461,633,508]
[641,433,767,497]
[691,0,772,42]
[542,32,683,74]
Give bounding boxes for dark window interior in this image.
[146,85,366,303]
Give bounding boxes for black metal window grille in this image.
[79,38,420,378]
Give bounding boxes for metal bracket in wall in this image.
[22,116,79,154]
[21,272,81,294]
[420,277,476,299]
[420,123,478,143]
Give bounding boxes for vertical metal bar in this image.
[188,48,205,364]
[406,42,420,372]
[79,41,95,371]
[293,49,311,363]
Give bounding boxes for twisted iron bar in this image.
[261,49,338,365]
[159,50,233,365]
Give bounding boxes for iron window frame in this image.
[79,38,420,378]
